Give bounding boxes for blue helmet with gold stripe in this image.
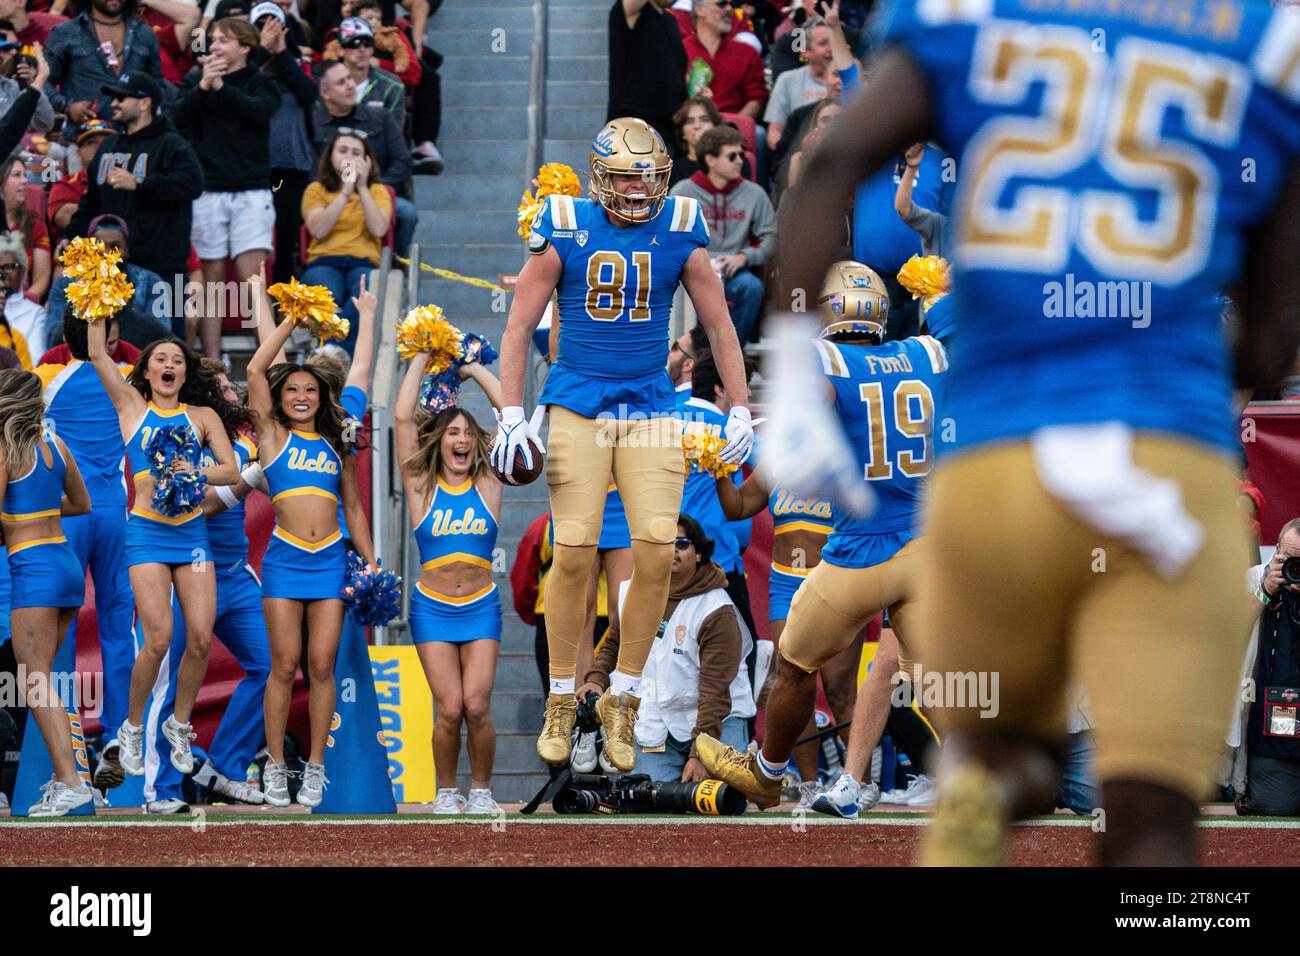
[818,260,889,344]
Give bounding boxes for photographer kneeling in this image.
[1239,518,1300,816]
[578,515,755,783]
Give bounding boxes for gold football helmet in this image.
[818,260,890,343]
[590,117,673,226]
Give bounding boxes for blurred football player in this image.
[770,0,1300,865]
[697,261,951,809]
[495,118,753,773]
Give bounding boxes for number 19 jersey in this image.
[532,193,709,418]
[884,0,1300,455]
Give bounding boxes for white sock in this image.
[549,676,575,696]
[608,670,641,697]
[755,751,786,781]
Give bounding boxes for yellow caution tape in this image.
[395,257,508,292]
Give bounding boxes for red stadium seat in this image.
[25,184,48,231]
[723,112,758,155]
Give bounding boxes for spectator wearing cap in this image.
[608,0,687,150]
[0,37,54,131]
[46,214,165,334]
[312,59,414,251]
[44,0,163,122]
[0,0,64,46]
[251,0,318,284]
[140,0,202,84]
[0,229,46,360]
[335,17,403,124]
[681,0,766,119]
[174,16,279,358]
[67,70,205,338]
[1,155,50,302]
[669,125,774,344]
[324,0,416,85]
[48,118,113,236]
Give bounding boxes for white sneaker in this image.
[571,730,598,773]
[430,789,466,814]
[28,778,93,817]
[262,760,292,807]
[92,788,109,809]
[881,773,934,806]
[117,720,145,776]
[902,773,936,807]
[0,791,8,809]
[144,797,190,814]
[811,772,861,819]
[296,762,328,808]
[161,716,196,775]
[794,780,822,812]
[93,739,125,790]
[196,760,265,805]
[858,781,882,812]
[465,788,501,815]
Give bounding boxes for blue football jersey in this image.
[679,396,746,574]
[884,0,1300,454]
[37,360,130,509]
[203,434,256,567]
[533,193,709,415]
[815,335,950,567]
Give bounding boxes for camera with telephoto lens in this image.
[552,771,747,816]
[1283,556,1300,586]
[575,691,602,735]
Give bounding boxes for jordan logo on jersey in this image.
[428,507,489,537]
[288,448,339,475]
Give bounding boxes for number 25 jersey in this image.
[531,193,709,417]
[885,0,1300,455]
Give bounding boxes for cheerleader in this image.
[246,278,378,809]
[395,352,504,814]
[0,370,92,815]
[87,320,239,777]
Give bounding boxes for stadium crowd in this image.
[0,0,1297,841]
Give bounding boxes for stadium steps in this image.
[415,0,548,803]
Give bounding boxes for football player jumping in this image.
[494,118,754,773]
[767,0,1300,865]
[697,261,951,809]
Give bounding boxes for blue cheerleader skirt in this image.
[768,563,809,624]
[125,507,210,567]
[410,582,502,644]
[599,487,631,551]
[8,537,84,610]
[260,528,347,601]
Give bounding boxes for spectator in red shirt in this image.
[681,0,766,118]
[48,117,114,238]
[1,155,49,302]
[0,0,65,44]
[142,0,202,83]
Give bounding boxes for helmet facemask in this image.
[590,118,673,226]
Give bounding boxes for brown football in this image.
[493,438,545,486]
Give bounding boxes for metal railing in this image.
[525,0,548,180]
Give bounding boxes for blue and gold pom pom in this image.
[340,551,402,626]
[415,331,499,415]
[60,236,134,322]
[146,425,207,517]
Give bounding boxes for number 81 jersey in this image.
[885,0,1300,456]
[532,193,709,414]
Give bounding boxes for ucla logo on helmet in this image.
[593,126,617,156]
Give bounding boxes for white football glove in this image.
[490,405,546,480]
[719,404,754,465]
[757,314,874,517]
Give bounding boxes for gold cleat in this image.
[919,764,1009,867]
[537,693,578,766]
[694,733,782,809]
[594,689,640,772]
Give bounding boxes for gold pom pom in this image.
[535,162,582,199]
[517,163,582,243]
[396,304,464,374]
[897,255,951,308]
[267,277,349,343]
[60,237,133,322]
[682,424,737,479]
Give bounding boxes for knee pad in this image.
[550,543,598,586]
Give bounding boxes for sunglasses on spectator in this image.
[342,38,374,48]
[674,537,693,550]
[670,340,694,359]
[337,127,369,139]
[723,151,743,161]
[0,262,21,272]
